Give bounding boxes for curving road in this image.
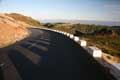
[0,28,115,80]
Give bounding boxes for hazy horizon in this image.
[40,19,120,26]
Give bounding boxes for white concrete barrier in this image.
[61,32,64,34]
[61,31,63,33]
[57,30,59,33]
[87,46,102,58]
[79,40,87,47]
[66,33,70,36]
[74,36,80,42]
[54,30,57,32]
[64,32,67,35]
[58,31,61,33]
[70,34,74,39]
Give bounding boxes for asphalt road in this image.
[0,28,115,80]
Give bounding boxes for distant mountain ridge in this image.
[40,19,120,26]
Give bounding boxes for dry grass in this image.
[5,13,41,26]
[0,14,30,48]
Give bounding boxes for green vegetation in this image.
[86,35,120,56]
[43,23,120,57]
[5,13,41,26]
[43,23,78,34]
[74,24,106,34]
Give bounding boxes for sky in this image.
[0,0,120,21]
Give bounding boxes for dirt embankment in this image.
[0,14,30,48]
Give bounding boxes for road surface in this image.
[0,28,115,80]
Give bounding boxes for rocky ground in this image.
[102,53,120,64]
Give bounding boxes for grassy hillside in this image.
[43,23,109,34]
[5,13,41,26]
[44,23,120,57]
[85,28,120,56]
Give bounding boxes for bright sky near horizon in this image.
[0,0,120,21]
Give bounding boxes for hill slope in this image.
[0,13,30,48]
[5,13,41,26]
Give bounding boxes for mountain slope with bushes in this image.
[43,23,120,62]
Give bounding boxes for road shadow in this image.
[0,66,4,80]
